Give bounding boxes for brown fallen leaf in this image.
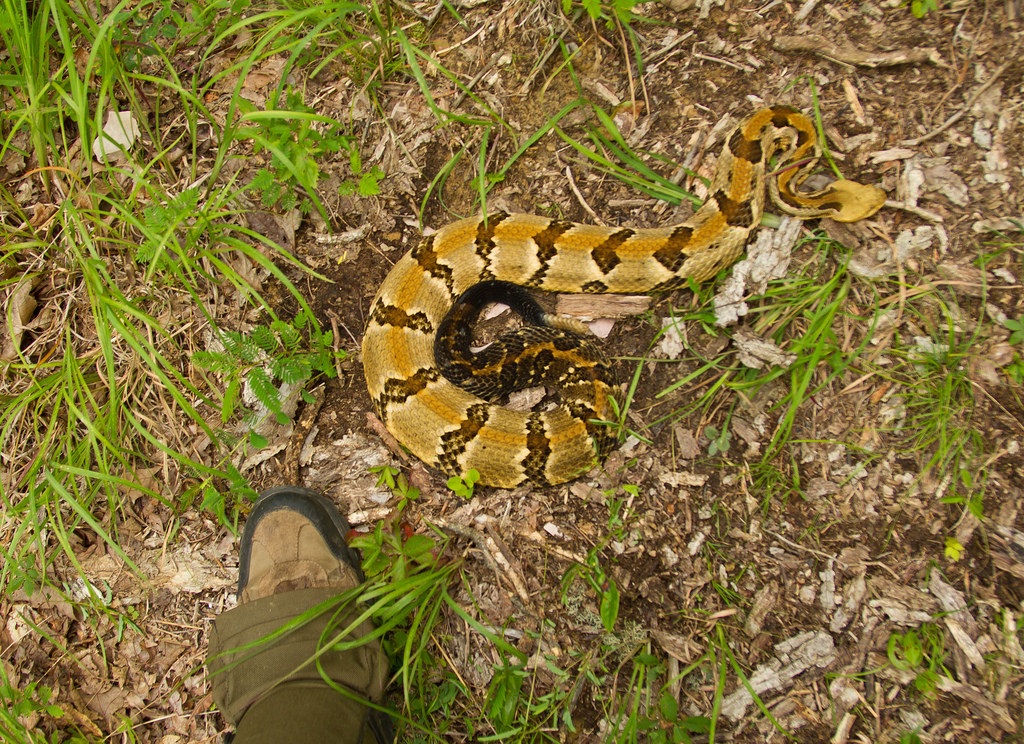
[1,274,40,361]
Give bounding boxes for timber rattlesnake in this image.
[363,106,886,488]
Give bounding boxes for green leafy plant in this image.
[0,668,66,743]
[618,654,708,740]
[137,187,202,271]
[339,140,386,196]
[887,623,951,697]
[603,483,638,541]
[704,424,731,457]
[485,661,529,733]
[237,88,352,214]
[562,548,620,633]
[5,553,42,597]
[353,519,438,582]
[909,0,939,18]
[359,466,435,580]
[642,682,711,743]
[445,469,480,499]
[938,467,984,521]
[192,310,340,427]
[370,464,421,514]
[1006,355,1024,384]
[1004,315,1024,345]
[200,463,259,529]
[249,168,301,212]
[561,0,643,26]
[649,689,711,744]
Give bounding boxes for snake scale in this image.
[363,106,886,488]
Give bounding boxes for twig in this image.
[522,530,587,564]
[364,413,411,464]
[564,166,602,224]
[793,0,821,23]
[450,56,497,112]
[774,35,944,68]
[692,52,755,72]
[882,199,945,223]
[767,530,835,562]
[900,58,1014,146]
[433,517,533,606]
[433,26,486,56]
[645,29,694,64]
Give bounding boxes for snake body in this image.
[362,106,885,488]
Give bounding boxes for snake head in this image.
[826,179,887,222]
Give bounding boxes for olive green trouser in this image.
[207,587,392,744]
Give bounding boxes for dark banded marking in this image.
[378,367,441,408]
[591,229,633,274]
[524,220,573,287]
[475,211,511,258]
[653,226,695,273]
[727,127,762,163]
[712,190,755,228]
[369,302,435,334]
[437,403,491,473]
[411,234,455,290]
[522,413,552,483]
[472,212,512,283]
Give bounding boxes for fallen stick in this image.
[774,35,943,68]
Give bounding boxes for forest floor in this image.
[1,0,1022,741]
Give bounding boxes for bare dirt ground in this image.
[4,0,1024,741]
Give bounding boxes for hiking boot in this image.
[237,485,364,603]
[208,486,393,743]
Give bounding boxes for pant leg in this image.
[207,587,392,743]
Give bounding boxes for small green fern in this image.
[193,310,341,426]
[138,187,201,269]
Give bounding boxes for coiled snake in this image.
[362,106,885,488]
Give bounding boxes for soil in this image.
[3,0,1024,742]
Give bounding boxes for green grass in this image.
[621,229,992,519]
[0,0,384,574]
[334,473,777,742]
[0,3,380,737]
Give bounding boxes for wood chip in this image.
[744,580,779,637]
[721,630,836,720]
[935,677,1017,732]
[555,293,651,319]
